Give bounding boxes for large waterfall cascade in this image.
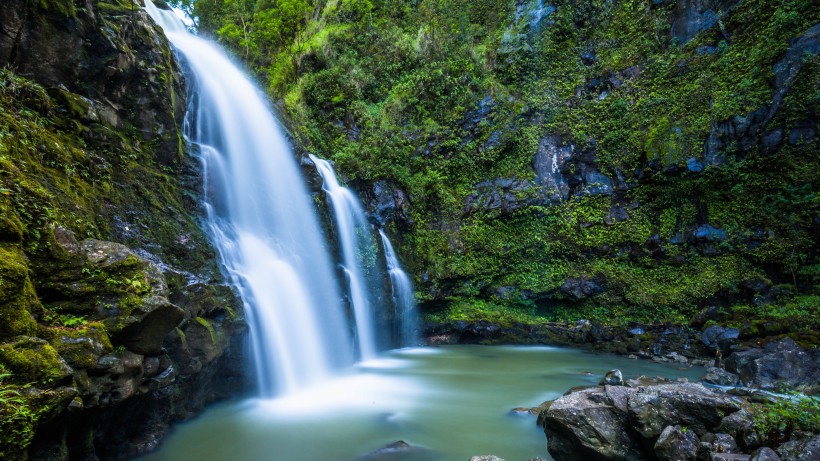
[144,1,353,397]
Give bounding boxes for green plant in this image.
[753,394,820,442]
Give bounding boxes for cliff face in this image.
[195,0,818,336]
[0,1,247,459]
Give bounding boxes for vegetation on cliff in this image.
[189,0,818,334]
[0,1,244,458]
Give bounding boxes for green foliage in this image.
[753,394,820,442]
[193,0,819,328]
[0,373,37,461]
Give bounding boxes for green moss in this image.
[0,246,39,340]
[195,316,217,345]
[0,338,69,385]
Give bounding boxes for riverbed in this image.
[140,346,702,461]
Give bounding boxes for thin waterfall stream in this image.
[309,154,380,359]
[379,229,420,346]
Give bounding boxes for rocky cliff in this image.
[192,0,818,343]
[0,1,247,459]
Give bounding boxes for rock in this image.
[717,409,759,450]
[355,440,429,461]
[750,447,781,461]
[543,386,643,461]
[701,326,740,352]
[712,455,751,461]
[532,135,573,202]
[464,177,536,215]
[560,276,606,300]
[693,224,728,242]
[582,171,613,196]
[687,157,705,172]
[725,337,820,391]
[469,457,505,461]
[628,327,645,336]
[670,0,742,43]
[600,369,624,386]
[627,383,741,438]
[702,367,740,386]
[655,425,699,461]
[777,433,820,461]
[0,336,73,384]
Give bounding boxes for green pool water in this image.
[139,345,702,461]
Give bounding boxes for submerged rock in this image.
[354,440,432,461]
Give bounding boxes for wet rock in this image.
[711,455,751,461]
[600,369,624,386]
[655,425,699,461]
[469,456,505,461]
[702,367,740,386]
[700,325,740,352]
[464,177,536,215]
[687,157,705,172]
[543,386,643,461]
[725,337,820,391]
[627,383,741,438]
[750,447,781,461]
[777,433,820,461]
[628,327,645,336]
[693,224,728,242]
[353,440,426,461]
[670,0,741,43]
[532,135,574,202]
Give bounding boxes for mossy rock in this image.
[0,245,40,340]
[0,337,72,385]
[41,322,113,369]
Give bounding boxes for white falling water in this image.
[379,230,420,346]
[144,1,353,397]
[308,155,378,359]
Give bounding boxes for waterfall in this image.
[308,155,380,359]
[144,1,353,397]
[379,230,420,346]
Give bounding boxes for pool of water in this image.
[139,346,702,461]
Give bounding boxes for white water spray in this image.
[144,1,353,397]
[308,155,379,359]
[379,230,420,346]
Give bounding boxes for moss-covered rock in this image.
[0,337,72,385]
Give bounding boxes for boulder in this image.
[701,326,740,352]
[543,386,643,461]
[654,425,699,461]
[600,369,624,386]
[702,367,740,386]
[750,447,781,461]
[627,383,741,438]
[725,337,820,391]
[776,433,820,461]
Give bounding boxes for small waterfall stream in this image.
[309,154,381,359]
[144,1,353,396]
[379,229,420,346]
